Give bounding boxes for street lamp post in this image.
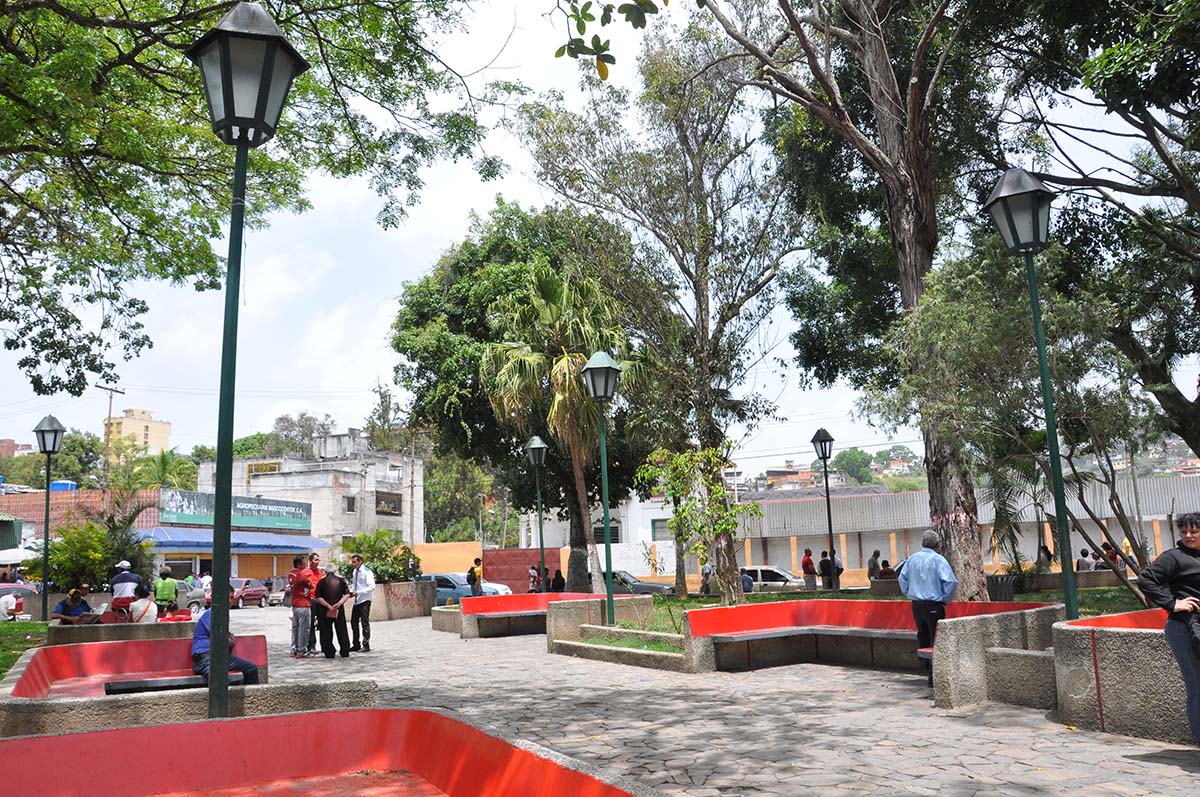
[525,436,549,593]
[582,351,622,625]
[811,429,837,593]
[186,1,309,718]
[983,167,1079,620]
[33,415,65,618]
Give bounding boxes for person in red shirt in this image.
[288,555,314,657]
[801,548,817,591]
[303,552,323,654]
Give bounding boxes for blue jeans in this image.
[291,606,311,654]
[1164,618,1200,745]
[192,652,260,686]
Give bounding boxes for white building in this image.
[198,429,423,549]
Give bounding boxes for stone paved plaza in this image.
[231,607,1198,796]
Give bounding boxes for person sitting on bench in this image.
[191,589,259,685]
[129,583,158,624]
[52,589,101,625]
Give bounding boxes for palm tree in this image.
[482,261,633,592]
[133,448,198,490]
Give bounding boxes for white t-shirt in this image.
[129,597,158,624]
[200,574,212,589]
[0,593,17,621]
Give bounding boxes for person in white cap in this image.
[110,560,142,615]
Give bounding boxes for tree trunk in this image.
[924,422,987,600]
[569,446,607,594]
[671,496,689,596]
[566,501,590,592]
[713,531,742,605]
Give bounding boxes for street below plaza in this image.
[229,607,1198,796]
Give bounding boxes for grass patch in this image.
[0,621,47,678]
[583,634,683,654]
[1017,587,1144,617]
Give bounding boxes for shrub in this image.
[339,530,421,583]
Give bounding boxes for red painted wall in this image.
[482,548,552,594]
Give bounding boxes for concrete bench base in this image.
[710,625,921,672]
[431,606,463,634]
[462,611,547,639]
[985,647,1056,709]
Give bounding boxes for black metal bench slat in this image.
[103,673,244,695]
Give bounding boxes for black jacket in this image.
[1137,544,1200,623]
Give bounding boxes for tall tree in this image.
[482,261,634,592]
[392,199,650,586]
[134,448,198,490]
[263,412,336,457]
[519,22,800,591]
[363,382,407,452]
[2,0,504,395]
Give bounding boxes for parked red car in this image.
[205,578,270,609]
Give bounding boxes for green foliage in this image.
[831,448,874,485]
[0,429,103,488]
[339,530,421,582]
[2,0,503,395]
[636,445,760,605]
[391,199,650,582]
[24,522,111,589]
[519,23,796,448]
[876,475,928,493]
[364,383,407,453]
[133,449,197,490]
[264,413,336,457]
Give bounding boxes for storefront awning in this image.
[140,527,331,554]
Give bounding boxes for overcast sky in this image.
[3,2,1190,476]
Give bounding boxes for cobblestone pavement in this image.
[231,607,1199,796]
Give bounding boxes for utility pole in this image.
[97,383,124,507]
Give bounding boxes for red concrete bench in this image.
[11,635,269,698]
[685,599,1049,672]
[1,709,640,797]
[460,593,624,638]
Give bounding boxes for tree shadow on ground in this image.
[1124,748,1200,774]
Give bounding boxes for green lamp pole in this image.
[582,351,622,625]
[525,436,549,592]
[811,428,837,593]
[33,415,65,618]
[984,167,1079,620]
[186,2,309,717]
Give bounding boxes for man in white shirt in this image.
[0,592,17,622]
[349,555,375,653]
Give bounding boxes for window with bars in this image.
[651,519,672,541]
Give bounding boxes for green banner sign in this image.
[160,489,311,531]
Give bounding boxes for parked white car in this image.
[482,580,512,595]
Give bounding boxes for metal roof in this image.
[140,527,330,553]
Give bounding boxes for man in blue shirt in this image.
[51,589,100,625]
[899,530,958,676]
[191,590,260,685]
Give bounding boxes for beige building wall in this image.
[105,408,172,455]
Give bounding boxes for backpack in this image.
[466,567,477,585]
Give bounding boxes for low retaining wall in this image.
[933,604,1063,709]
[0,675,378,737]
[46,621,196,646]
[369,581,437,621]
[867,579,903,596]
[1053,609,1192,745]
[554,640,689,672]
[25,592,115,622]
[546,596,655,648]
[462,611,546,638]
[432,606,463,634]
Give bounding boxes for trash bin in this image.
[986,574,1018,602]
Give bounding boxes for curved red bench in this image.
[12,636,268,698]
[1,708,642,797]
[460,592,610,614]
[686,599,1049,672]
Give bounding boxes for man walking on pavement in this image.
[349,554,375,652]
[305,551,323,655]
[899,530,958,679]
